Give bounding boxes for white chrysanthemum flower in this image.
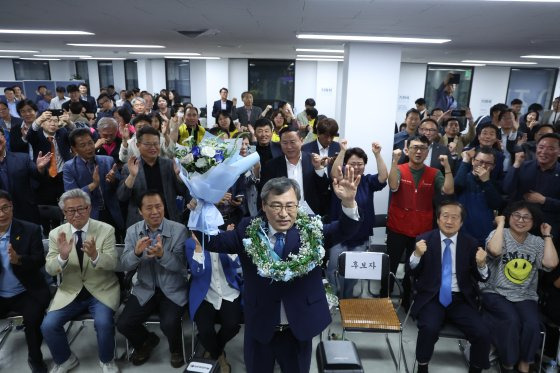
[200,146,216,158]
[195,157,207,168]
[182,153,194,164]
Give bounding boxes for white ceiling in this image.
[3,0,560,66]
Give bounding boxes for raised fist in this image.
[414,239,427,257]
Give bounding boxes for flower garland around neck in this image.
[242,209,325,282]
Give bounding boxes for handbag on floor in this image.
[316,340,364,373]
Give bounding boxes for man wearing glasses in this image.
[0,190,50,372]
[192,173,362,373]
[95,93,117,128]
[399,118,454,174]
[381,135,454,308]
[118,125,188,228]
[63,128,124,242]
[454,147,504,246]
[504,133,560,244]
[42,188,120,373]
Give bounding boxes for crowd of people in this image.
[0,81,559,373]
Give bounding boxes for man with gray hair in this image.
[192,171,362,373]
[131,97,146,116]
[42,188,120,373]
[95,117,122,167]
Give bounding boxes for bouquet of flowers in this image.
[175,133,260,235]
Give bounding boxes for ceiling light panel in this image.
[34,54,91,58]
[68,43,164,48]
[297,34,450,44]
[521,55,560,59]
[129,52,200,56]
[295,48,344,53]
[462,59,537,65]
[0,49,38,53]
[0,29,93,35]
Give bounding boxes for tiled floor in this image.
[0,297,504,373]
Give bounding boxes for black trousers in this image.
[0,289,50,364]
[193,297,242,359]
[416,293,491,369]
[379,228,416,305]
[245,328,312,373]
[116,289,185,353]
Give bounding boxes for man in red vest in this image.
[380,135,454,308]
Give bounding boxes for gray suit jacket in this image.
[235,106,263,126]
[117,157,188,228]
[120,218,189,306]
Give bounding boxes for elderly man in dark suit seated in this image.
[193,171,362,373]
[410,200,491,373]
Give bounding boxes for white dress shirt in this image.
[57,220,99,267]
[409,231,488,292]
[270,204,360,325]
[192,251,240,310]
[284,153,326,214]
[424,144,434,167]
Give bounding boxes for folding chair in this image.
[64,243,125,360]
[0,311,23,351]
[337,251,405,372]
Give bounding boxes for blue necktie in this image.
[273,232,285,259]
[439,238,453,307]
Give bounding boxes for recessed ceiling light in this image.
[0,49,38,53]
[34,54,92,58]
[0,56,20,59]
[19,57,61,61]
[296,54,345,59]
[0,29,93,35]
[295,48,344,53]
[462,59,537,65]
[164,56,220,59]
[297,34,450,44]
[296,58,344,62]
[80,57,127,60]
[429,62,486,66]
[68,43,165,48]
[521,55,560,59]
[130,52,200,56]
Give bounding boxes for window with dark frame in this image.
[74,61,90,86]
[98,61,114,89]
[424,65,474,112]
[248,59,295,111]
[165,59,191,103]
[506,67,558,113]
[124,59,139,90]
[13,59,51,80]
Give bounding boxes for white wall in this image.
[228,59,248,101]
[469,66,510,119]
[112,60,126,92]
[87,60,100,97]
[49,60,75,81]
[294,61,317,114]
[189,60,207,110]
[315,61,339,119]
[0,60,15,80]
[149,59,166,93]
[396,63,427,122]
[205,58,229,117]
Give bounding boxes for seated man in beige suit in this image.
[41,188,120,373]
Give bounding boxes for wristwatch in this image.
[543,234,553,238]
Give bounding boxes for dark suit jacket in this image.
[212,99,234,118]
[301,140,341,158]
[9,122,29,154]
[410,229,488,318]
[5,219,50,302]
[3,152,41,223]
[199,210,362,343]
[117,157,189,228]
[259,151,330,216]
[63,155,124,230]
[235,106,263,126]
[26,126,72,164]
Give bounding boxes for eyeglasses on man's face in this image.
[64,206,89,216]
[266,203,298,214]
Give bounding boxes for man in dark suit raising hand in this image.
[410,200,491,373]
